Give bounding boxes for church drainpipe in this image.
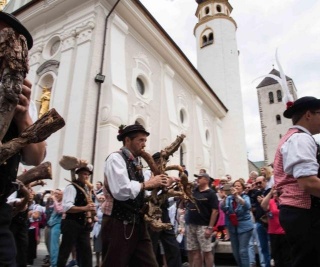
[91,0,121,176]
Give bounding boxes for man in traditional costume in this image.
[0,12,46,266]
[57,166,95,267]
[274,96,320,267]
[101,122,169,267]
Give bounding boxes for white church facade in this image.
[6,0,248,188]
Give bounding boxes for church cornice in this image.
[194,14,237,34]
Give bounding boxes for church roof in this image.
[256,68,292,89]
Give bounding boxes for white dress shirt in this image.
[104,153,141,201]
[62,184,77,212]
[281,126,319,179]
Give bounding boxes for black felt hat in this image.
[75,165,93,175]
[283,96,320,118]
[117,122,150,141]
[0,11,33,49]
[152,152,161,160]
[194,173,214,180]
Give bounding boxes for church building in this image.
[5,0,248,188]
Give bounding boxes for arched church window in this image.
[202,35,208,47]
[50,40,61,57]
[179,108,188,127]
[180,109,185,124]
[276,115,281,124]
[205,7,210,15]
[277,90,282,102]
[136,77,145,95]
[205,130,210,142]
[216,5,222,12]
[269,92,274,104]
[208,33,214,44]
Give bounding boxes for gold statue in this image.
[0,0,8,11]
[37,87,51,118]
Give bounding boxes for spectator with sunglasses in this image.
[221,180,253,267]
[252,176,271,267]
[185,172,219,267]
[245,181,265,267]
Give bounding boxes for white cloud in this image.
[140,0,320,162]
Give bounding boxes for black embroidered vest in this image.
[110,151,145,224]
[65,181,88,225]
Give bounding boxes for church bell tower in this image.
[194,0,249,177]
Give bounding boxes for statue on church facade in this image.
[38,87,51,118]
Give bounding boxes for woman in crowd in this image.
[261,187,291,267]
[216,187,227,241]
[46,189,64,267]
[93,194,105,267]
[221,180,253,267]
[260,166,274,188]
[43,192,54,265]
[27,192,46,266]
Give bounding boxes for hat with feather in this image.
[117,122,150,141]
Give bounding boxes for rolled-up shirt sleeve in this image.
[282,132,319,178]
[105,153,141,201]
[62,185,77,212]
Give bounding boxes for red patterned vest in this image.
[274,128,313,209]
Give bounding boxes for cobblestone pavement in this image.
[31,236,236,266]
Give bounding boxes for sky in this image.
[140,0,320,162]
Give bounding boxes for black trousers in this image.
[0,204,16,267]
[149,228,182,267]
[101,216,158,267]
[27,228,37,265]
[57,219,92,267]
[10,219,28,267]
[148,209,181,267]
[279,205,320,267]
[269,234,291,267]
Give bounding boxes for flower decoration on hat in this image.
[286,101,294,109]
